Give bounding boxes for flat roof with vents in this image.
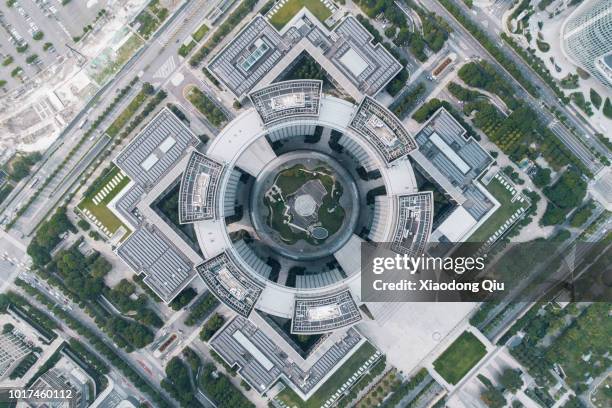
[249,80,322,125]
[179,151,224,223]
[349,96,417,164]
[114,108,199,189]
[197,252,264,317]
[292,289,362,334]
[339,48,369,77]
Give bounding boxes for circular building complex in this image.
[178,80,433,334]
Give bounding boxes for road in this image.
[17,266,219,407]
[481,206,609,342]
[458,0,611,159]
[424,0,605,174]
[0,0,221,239]
[0,2,224,400]
[0,82,140,236]
[11,279,170,407]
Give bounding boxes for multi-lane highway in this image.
[425,0,607,174]
[461,0,611,158]
[0,0,221,239]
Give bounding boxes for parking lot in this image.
[0,0,109,92]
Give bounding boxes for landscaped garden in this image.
[185,85,227,127]
[274,341,378,408]
[77,166,130,237]
[466,174,529,244]
[264,164,344,245]
[268,0,333,30]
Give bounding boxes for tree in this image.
[603,97,612,119]
[532,167,551,187]
[77,219,90,231]
[142,82,155,95]
[90,256,112,278]
[478,374,506,408]
[543,167,586,211]
[200,313,225,341]
[199,363,254,408]
[105,316,153,349]
[384,26,396,39]
[412,99,445,123]
[169,287,197,310]
[498,368,523,393]
[568,202,594,228]
[27,207,74,267]
[185,292,219,326]
[165,357,192,394]
[589,88,602,109]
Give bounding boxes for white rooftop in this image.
[435,206,478,242]
[430,132,470,174]
[232,330,275,371]
[339,48,369,77]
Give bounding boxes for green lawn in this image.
[191,23,209,42]
[275,342,377,408]
[269,0,332,30]
[466,175,529,243]
[77,166,131,236]
[433,331,486,385]
[135,10,160,39]
[178,40,197,57]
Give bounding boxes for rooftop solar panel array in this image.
[329,17,402,95]
[210,316,365,395]
[233,240,272,280]
[415,108,492,188]
[349,97,417,164]
[391,192,433,257]
[117,223,195,302]
[249,80,322,125]
[208,14,401,98]
[223,169,242,217]
[463,185,494,220]
[292,290,362,334]
[196,252,264,317]
[208,16,289,97]
[114,109,199,189]
[115,184,145,227]
[295,269,343,289]
[179,151,224,224]
[210,317,283,392]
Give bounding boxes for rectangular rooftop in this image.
[116,223,196,303]
[114,108,199,189]
[208,14,401,99]
[414,108,492,188]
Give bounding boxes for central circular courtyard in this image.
[250,151,360,261]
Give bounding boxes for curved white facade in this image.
[188,89,428,325]
[562,0,612,88]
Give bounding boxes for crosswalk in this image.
[153,56,177,79]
